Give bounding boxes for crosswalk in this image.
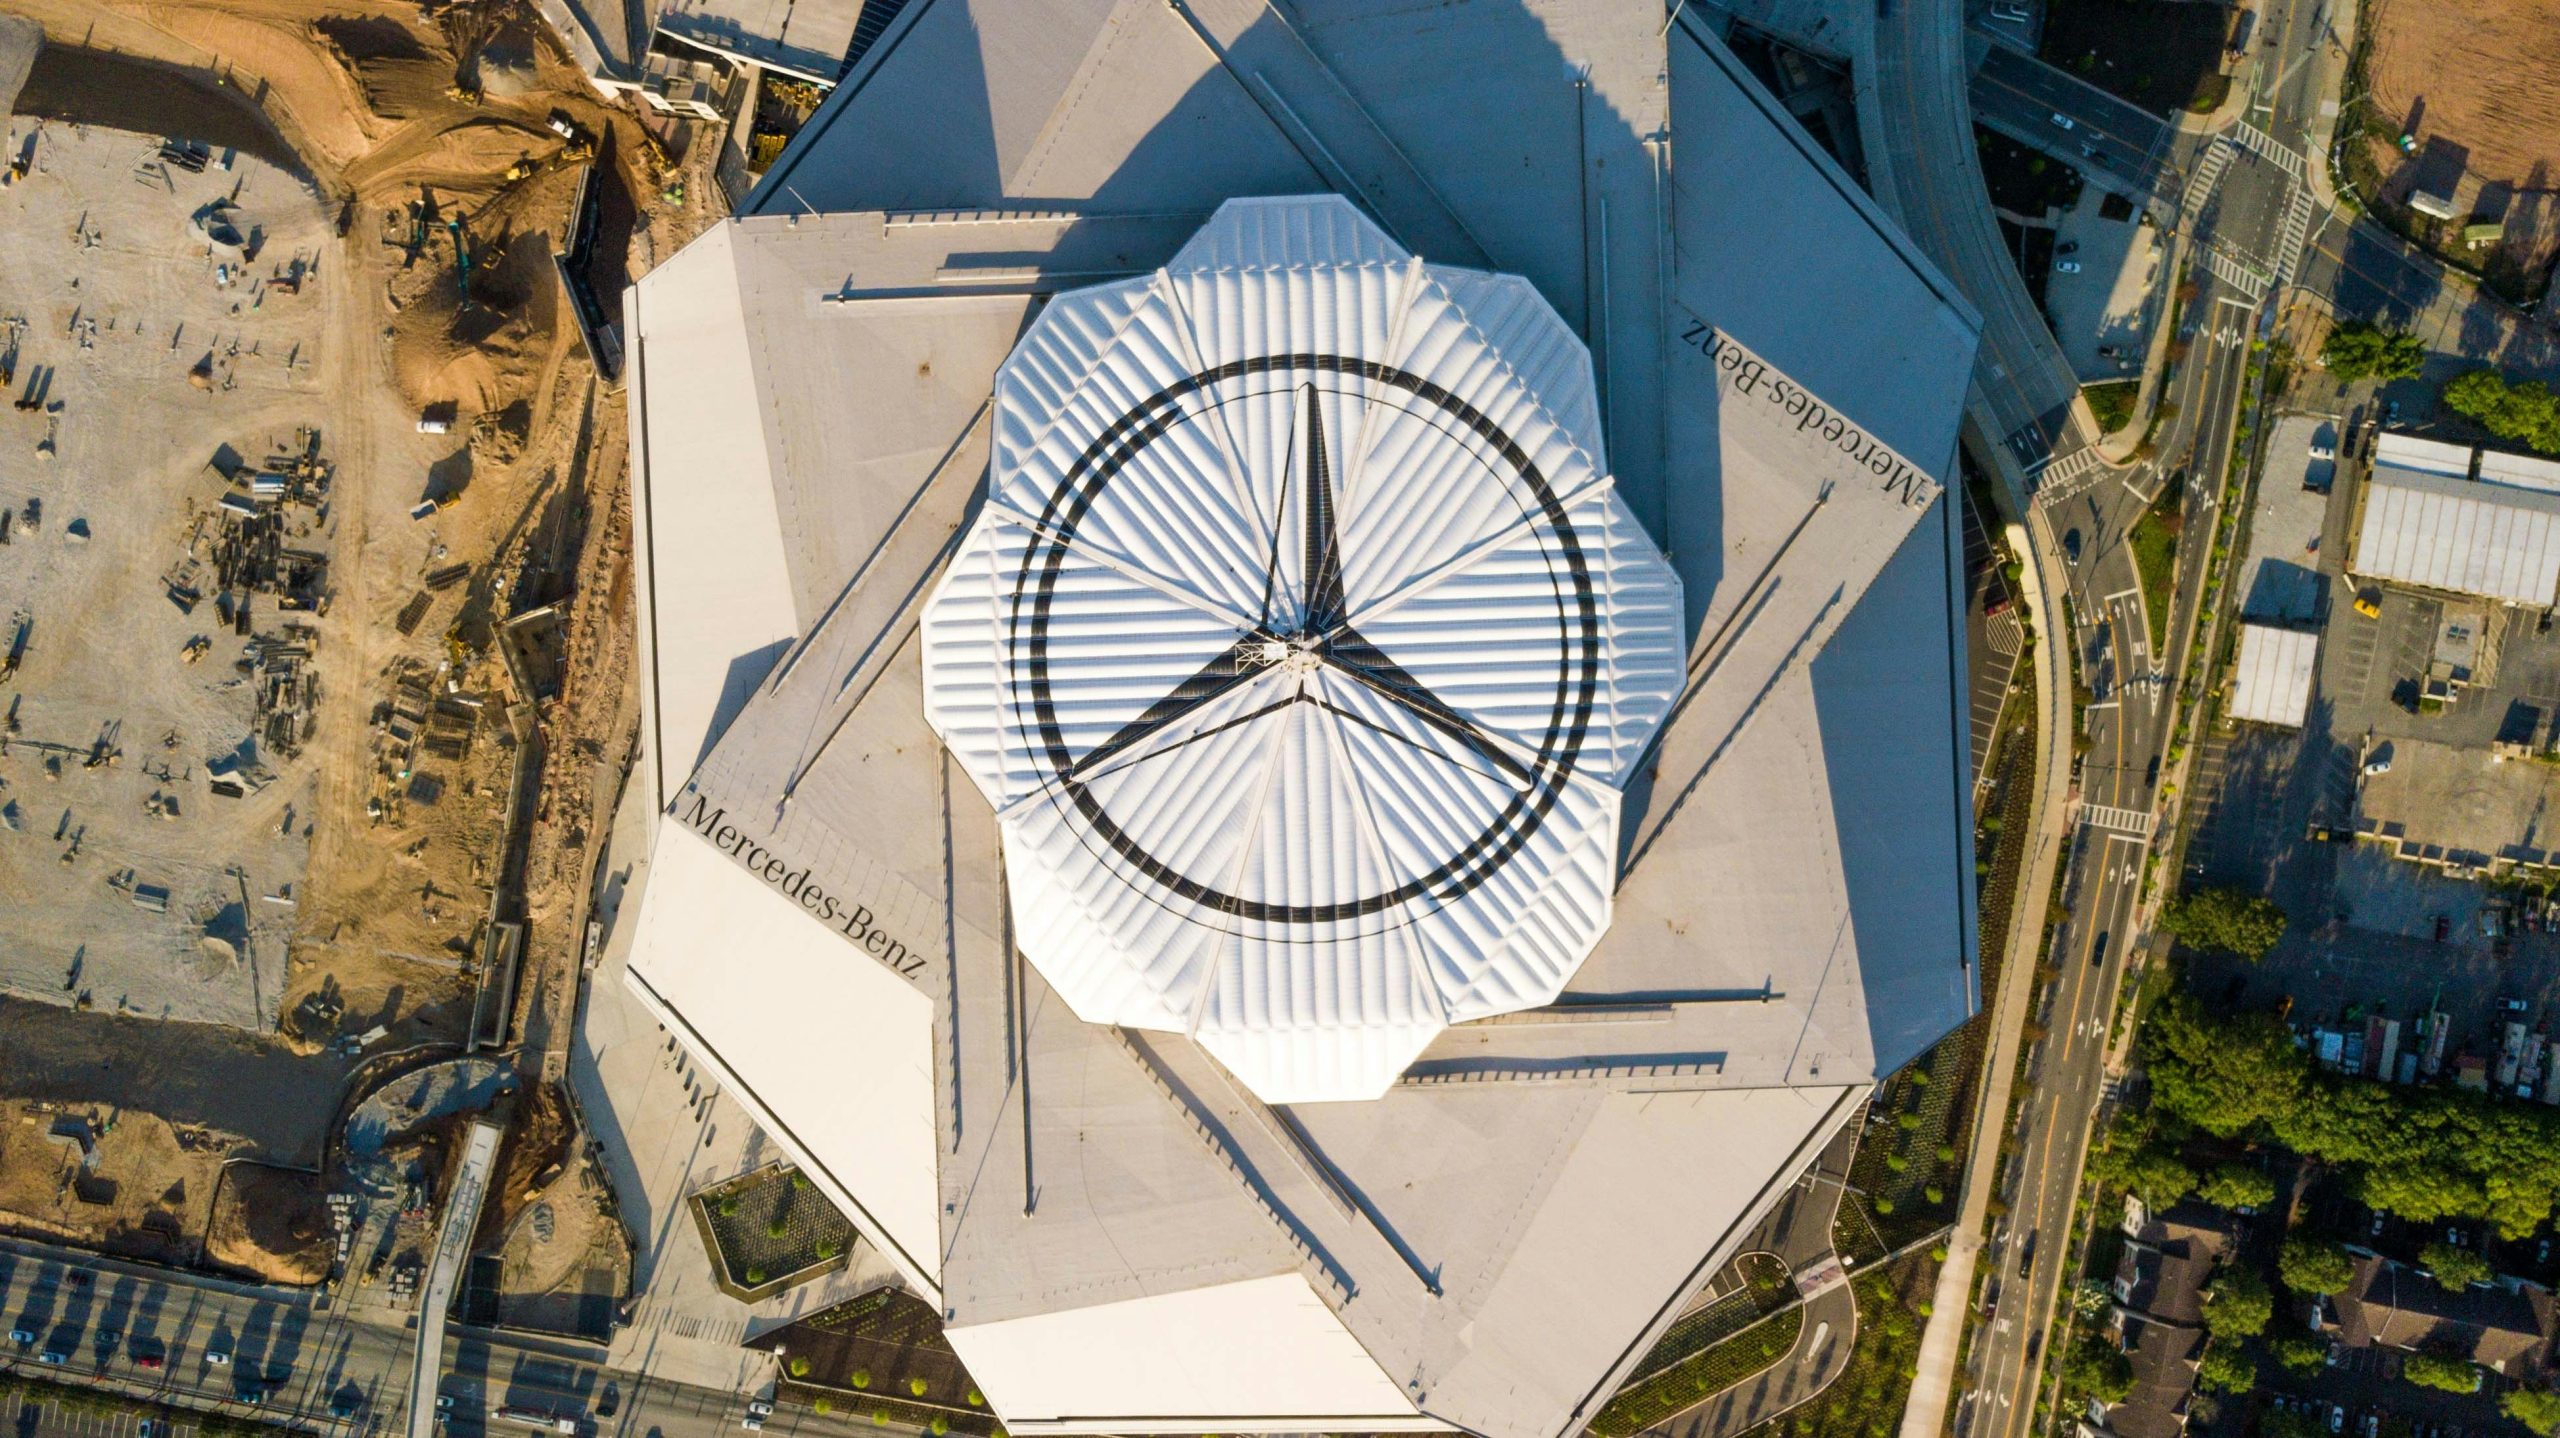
[2181,137,2235,218]
[2033,445,2105,505]
[2272,186,2317,289]
[2203,239,2272,300]
[2079,802,2156,838]
[2229,118,2307,180]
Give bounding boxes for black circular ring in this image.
[1007,353,1600,924]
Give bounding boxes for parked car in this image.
[2063,528,2083,566]
[137,1354,163,1371]
[2056,260,2083,274]
[204,1349,231,1368]
[2058,241,2079,255]
[7,1330,31,1346]
[2354,590,2381,619]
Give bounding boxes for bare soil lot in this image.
[2364,0,2560,293]
[0,0,668,1282]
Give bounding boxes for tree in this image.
[2263,1413,2328,1438]
[2403,1352,2482,1393]
[2443,368,2560,455]
[2503,1386,2560,1436]
[2359,1160,2486,1224]
[2159,886,2289,961]
[2092,1139,2196,1209]
[2141,996,2306,1138]
[2320,322,2426,382]
[2197,1163,2275,1212]
[2203,1265,2272,1340]
[2324,322,2416,381]
[2421,1241,2492,1290]
[2278,1235,2357,1297]
[2061,1335,2134,1404]
[2195,1343,2256,1393]
[2268,1331,2328,1375]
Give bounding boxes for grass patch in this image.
[2129,495,2179,655]
[1590,1305,1804,1437]
[2039,0,2232,118]
[2084,380,2139,434]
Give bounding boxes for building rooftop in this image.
[2107,1200,2232,1438]
[2335,1254,2556,1374]
[614,4,1980,1433]
[2228,623,2318,729]
[2353,463,2560,607]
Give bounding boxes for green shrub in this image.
[745,1266,767,1284]
[966,1390,983,1407]
[851,1370,871,1390]
[909,1378,929,1398]
[2503,1386,2560,1435]
[813,1398,831,1415]
[2405,1353,2482,1393]
[788,1357,810,1378]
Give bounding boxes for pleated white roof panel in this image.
[922,196,1683,1103]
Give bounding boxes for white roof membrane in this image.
[2355,465,2560,606]
[2480,448,2560,496]
[2229,623,2318,729]
[2372,431,2475,479]
[921,197,1683,1103]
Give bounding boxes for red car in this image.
[137,1354,163,1370]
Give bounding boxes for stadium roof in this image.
[2227,623,2318,728]
[615,5,1980,1434]
[2354,464,2560,606]
[918,197,1683,1102]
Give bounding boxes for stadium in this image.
[616,3,1983,1433]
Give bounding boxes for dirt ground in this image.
[0,1098,231,1264]
[0,0,674,1287]
[2364,0,2560,289]
[203,1160,333,1283]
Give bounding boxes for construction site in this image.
[0,0,678,1301]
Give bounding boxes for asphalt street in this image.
[0,1241,881,1438]
[1956,0,2338,1431]
[1968,43,2178,210]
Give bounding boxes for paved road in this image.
[1955,0,2339,1432]
[1865,0,2089,473]
[1657,1127,1860,1438]
[1968,42,2178,210]
[0,1239,878,1438]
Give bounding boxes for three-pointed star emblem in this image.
[1065,385,1533,794]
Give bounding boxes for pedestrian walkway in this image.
[2078,802,2156,838]
[2033,445,2105,504]
[2203,240,2272,300]
[2181,136,2235,218]
[2230,117,2307,180]
[2273,186,2317,289]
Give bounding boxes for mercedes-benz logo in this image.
[1008,353,1602,928]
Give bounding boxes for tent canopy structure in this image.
[921,197,1684,1103]
[613,6,1982,1435]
